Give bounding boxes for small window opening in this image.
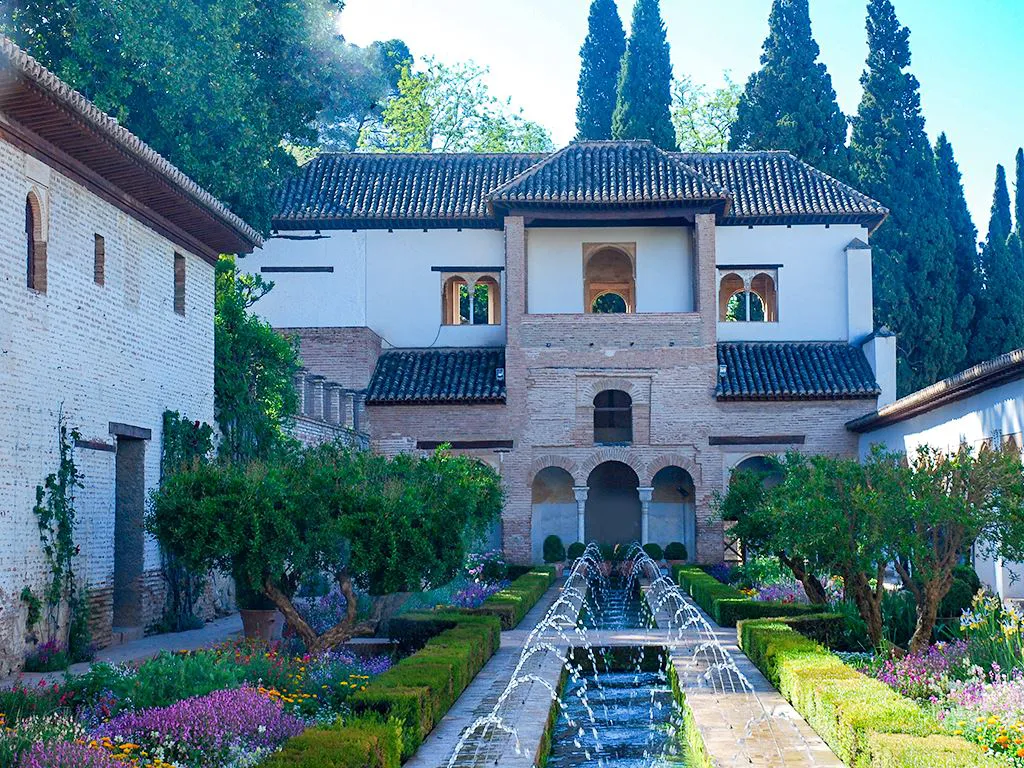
[594,389,633,444]
[25,194,46,292]
[443,274,500,325]
[591,292,628,314]
[718,270,777,322]
[94,234,105,285]
[173,252,185,315]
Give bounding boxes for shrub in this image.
[470,567,556,629]
[738,618,1000,767]
[664,542,687,561]
[260,715,402,768]
[567,542,586,560]
[642,543,664,561]
[674,566,816,627]
[22,639,69,673]
[598,543,614,562]
[542,535,566,564]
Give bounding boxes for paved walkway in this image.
[1,614,244,688]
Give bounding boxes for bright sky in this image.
[337,0,1024,234]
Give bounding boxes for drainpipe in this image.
[572,486,589,543]
[638,487,654,545]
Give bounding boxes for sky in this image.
[337,0,1024,234]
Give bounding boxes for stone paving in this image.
[407,578,843,768]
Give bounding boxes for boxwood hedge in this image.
[672,565,818,626]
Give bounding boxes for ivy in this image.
[20,586,41,632]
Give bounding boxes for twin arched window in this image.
[718,270,777,322]
[593,389,632,444]
[442,275,501,325]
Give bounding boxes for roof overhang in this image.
[847,348,1024,433]
[0,36,261,261]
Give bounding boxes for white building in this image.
[848,349,1024,598]
[0,37,260,673]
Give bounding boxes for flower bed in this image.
[461,566,557,629]
[673,565,819,627]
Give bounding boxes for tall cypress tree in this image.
[611,0,675,150]
[576,0,627,141]
[850,0,963,394]
[729,0,848,179]
[973,165,1024,361]
[1015,148,1024,236]
[934,133,980,359]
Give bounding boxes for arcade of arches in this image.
[529,460,696,562]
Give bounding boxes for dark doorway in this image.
[113,437,146,628]
[585,461,641,545]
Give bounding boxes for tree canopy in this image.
[850,0,963,394]
[729,0,848,179]
[359,57,553,153]
[671,74,741,152]
[576,0,627,141]
[611,0,675,149]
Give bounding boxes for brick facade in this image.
[0,138,217,674]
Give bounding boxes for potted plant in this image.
[542,535,566,577]
[642,542,664,563]
[665,542,688,567]
[236,575,285,642]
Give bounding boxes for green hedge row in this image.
[738,618,1002,768]
[261,714,402,768]
[672,565,819,626]
[351,611,502,759]
[462,566,557,630]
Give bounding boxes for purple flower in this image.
[17,741,123,768]
[451,580,509,608]
[865,641,970,701]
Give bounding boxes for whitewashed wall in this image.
[526,226,694,314]
[857,378,1024,598]
[244,228,506,348]
[716,224,872,343]
[0,139,216,672]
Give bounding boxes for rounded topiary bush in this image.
[543,535,566,563]
[664,542,687,561]
[567,542,586,560]
[642,543,664,561]
[598,543,615,562]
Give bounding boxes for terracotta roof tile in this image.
[366,347,506,405]
[717,342,880,400]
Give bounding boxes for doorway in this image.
[113,437,145,628]
[585,461,641,545]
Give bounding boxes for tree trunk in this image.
[779,553,828,604]
[847,569,885,648]
[263,570,375,655]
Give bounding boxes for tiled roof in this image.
[847,347,1024,432]
[274,153,543,229]
[0,35,261,253]
[273,144,886,230]
[366,347,506,405]
[489,141,730,209]
[717,342,880,401]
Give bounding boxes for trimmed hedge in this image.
[465,566,557,630]
[353,611,502,759]
[673,565,818,626]
[261,714,401,768]
[738,618,1002,768]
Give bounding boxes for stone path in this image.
[407,578,843,768]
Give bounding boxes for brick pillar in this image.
[572,486,588,543]
[694,213,718,345]
[323,383,341,424]
[308,375,325,420]
[341,390,355,429]
[638,486,654,545]
[294,370,308,416]
[352,392,366,432]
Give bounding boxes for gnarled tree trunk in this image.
[779,553,828,604]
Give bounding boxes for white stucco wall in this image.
[715,223,872,342]
[526,226,694,314]
[243,228,506,348]
[0,139,216,671]
[857,377,1024,598]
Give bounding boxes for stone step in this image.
[110,625,145,645]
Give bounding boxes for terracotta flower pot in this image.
[240,608,285,642]
[553,562,565,578]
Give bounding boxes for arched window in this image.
[718,269,777,322]
[442,274,501,325]
[584,245,634,313]
[593,389,632,444]
[25,193,46,293]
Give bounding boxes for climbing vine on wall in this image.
[32,409,92,661]
[156,410,215,632]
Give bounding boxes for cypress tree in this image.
[1015,148,1024,236]
[933,133,980,359]
[729,0,848,179]
[973,165,1024,361]
[611,0,675,150]
[850,0,963,394]
[576,0,627,141]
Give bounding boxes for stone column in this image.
[307,375,325,420]
[638,487,654,545]
[341,390,355,429]
[323,383,342,424]
[572,486,589,543]
[353,392,366,433]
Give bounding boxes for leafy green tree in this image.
[934,133,980,360]
[888,443,1024,654]
[576,0,627,140]
[214,257,300,463]
[360,58,553,153]
[671,74,741,152]
[973,165,1024,361]
[150,446,503,652]
[729,0,848,179]
[850,0,963,394]
[2,0,351,230]
[611,0,675,150]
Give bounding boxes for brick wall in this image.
[0,138,216,674]
[280,326,382,390]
